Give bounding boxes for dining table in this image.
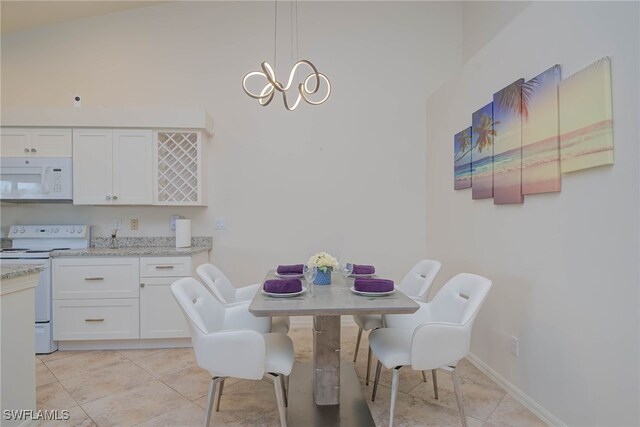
[249,270,419,426]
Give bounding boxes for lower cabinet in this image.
[53,298,139,340]
[52,253,206,342]
[139,277,189,339]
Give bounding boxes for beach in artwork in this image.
[560,57,613,173]
[471,103,494,199]
[522,65,561,194]
[493,79,524,205]
[454,127,472,190]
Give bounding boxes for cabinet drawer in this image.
[140,257,191,277]
[53,298,139,340]
[53,257,139,299]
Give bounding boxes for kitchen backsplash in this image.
[91,236,212,248]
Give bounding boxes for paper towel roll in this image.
[175,219,191,248]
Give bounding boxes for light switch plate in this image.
[215,218,226,230]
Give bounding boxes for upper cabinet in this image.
[0,128,72,157]
[154,131,205,206]
[1,106,212,206]
[73,129,152,205]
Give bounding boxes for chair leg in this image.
[280,375,288,407]
[371,360,382,401]
[215,379,224,411]
[365,345,373,385]
[432,369,439,399]
[271,374,288,427]
[422,370,427,382]
[205,377,223,427]
[451,368,467,427]
[388,367,401,427]
[354,327,363,362]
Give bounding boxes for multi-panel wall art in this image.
[522,65,561,194]
[453,57,613,205]
[559,57,614,173]
[454,127,472,190]
[471,103,494,199]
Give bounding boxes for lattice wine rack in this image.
[155,131,203,205]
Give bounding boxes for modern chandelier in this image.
[242,0,331,111]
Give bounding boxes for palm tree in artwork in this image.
[473,113,498,153]
[454,128,472,162]
[494,65,559,122]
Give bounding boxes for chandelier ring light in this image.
[242,0,331,111]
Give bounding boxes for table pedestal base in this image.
[313,315,341,405]
[287,362,376,427]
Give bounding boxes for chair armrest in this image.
[194,330,265,379]
[410,322,470,370]
[223,301,271,333]
[235,283,261,301]
[383,301,432,329]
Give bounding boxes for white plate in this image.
[350,286,395,297]
[262,286,307,298]
[349,273,375,278]
[275,272,304,279]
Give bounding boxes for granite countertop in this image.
[1,264,45,280]
[51,246,211,257]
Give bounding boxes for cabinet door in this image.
[73,129,113,205]
[0,128,31,157]
[139,277,190,339]
[113,130,152,205]
[31,128,72,157]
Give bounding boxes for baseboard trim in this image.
[466,353,565,427]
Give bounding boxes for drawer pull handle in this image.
[140,283,145,288]
[84,277,104,281]
[84,318,104,322]
[155,265,175,269]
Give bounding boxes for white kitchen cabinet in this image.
[0,127,72,157]
[73,128,152,205]
[52,257,139,299]
[52,252,207,344]
[154,131,206,206]
[139,277,189,339]
[139,256,195,339]
[53,298,140,340]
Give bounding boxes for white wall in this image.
[462,0,530,62]
[426,2,639,426]
[0,1,463,285]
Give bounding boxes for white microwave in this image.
[0,157,72,202]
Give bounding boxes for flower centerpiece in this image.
[307,252,338,285]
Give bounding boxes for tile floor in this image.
[34,326,546,426]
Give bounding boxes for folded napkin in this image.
[264,279,303,294]
[277,264,304,274]
[352,264,375,275]
[354,278,394,293]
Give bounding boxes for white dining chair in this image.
[352,259,441,385]
[197,263,291,334]
[171,278,294,427]
[369,273,492,427]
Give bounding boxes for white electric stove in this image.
[1,225,90,354]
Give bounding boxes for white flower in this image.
[307,251,338,272]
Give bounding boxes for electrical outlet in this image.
[215,218,226,230]
[130,219,139,231]
[510,336,519,357]
[112,219,122,230]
